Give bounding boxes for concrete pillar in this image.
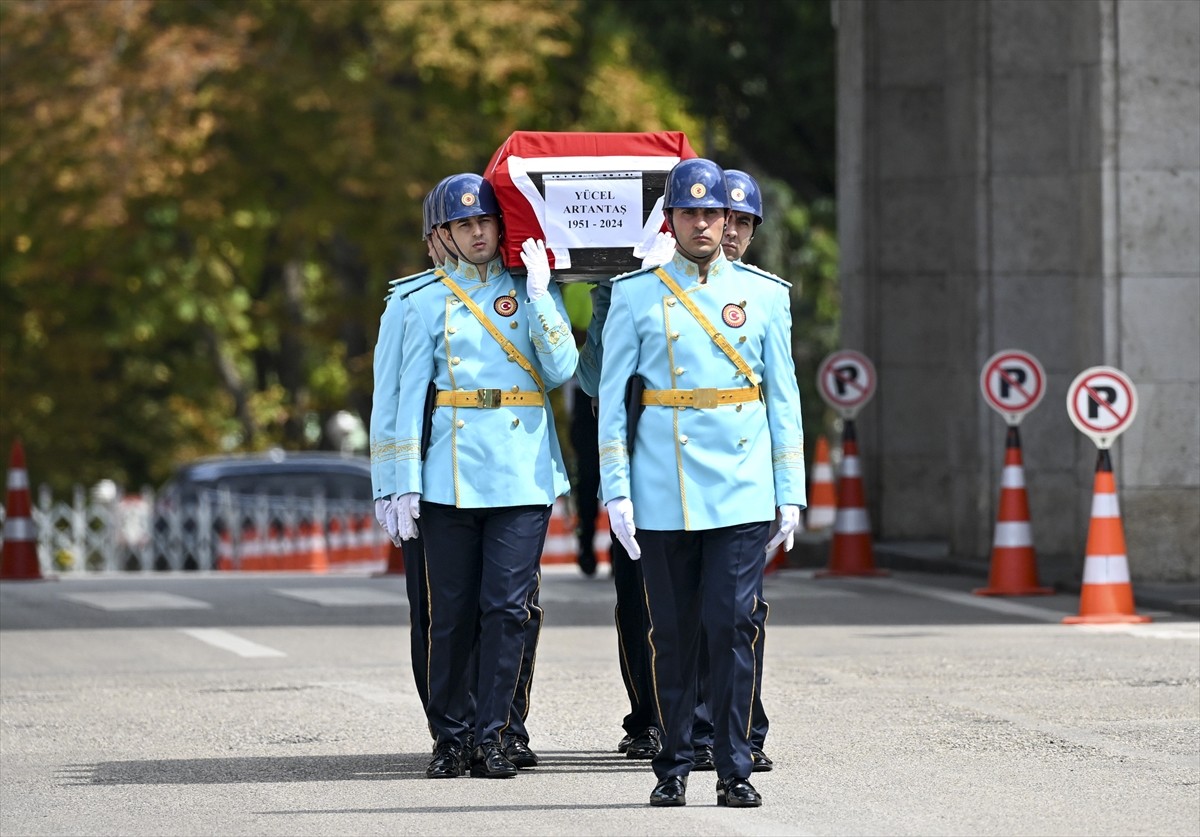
[835,0,1199,583]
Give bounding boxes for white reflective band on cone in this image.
[834,507,870,534]
[1091,492,1120,517]
[840,456,861,477]
[2,517,35,541]
[1082,555,1131,584]
[993,521,1032,547]
[1001,465,1025,488]
[7,469,29,490]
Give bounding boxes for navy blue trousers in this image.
[639,522,769,782]
[694,597,771,751]
[420,502,550,748]
[611,537,659,738]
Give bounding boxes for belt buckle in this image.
[476,388,502,409]
[692,388,719,409]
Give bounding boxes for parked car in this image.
[150,449,375,571]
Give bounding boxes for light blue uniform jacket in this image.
[596,251,807,531]
[369,268,443,499]
[395,258,579,508]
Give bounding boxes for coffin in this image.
[484,131,697,281]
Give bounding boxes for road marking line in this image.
[857,577,1068,621]
[1076,623,1200,641]
[62,592,211,611]
[180,628,286,658]
[271,587,407,607]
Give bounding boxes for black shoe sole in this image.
[717,796,763,808]
[649,797,686,807]
[470,765,518,779]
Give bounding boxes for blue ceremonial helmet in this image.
[439,173,501,224]
[421,190,436,240]
[724,169,763,227]
[429,175,457,232]
[664,158,730,210]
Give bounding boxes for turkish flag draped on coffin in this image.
[484,131,697,281]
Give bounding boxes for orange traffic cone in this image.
[1064,450,1149,624]
[806,435,837,530]
[375,540,406,576]
[1,438,43,581]
[975,426,1053,596]
[817,421,887,578]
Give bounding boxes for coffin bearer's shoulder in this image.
[393,268,445,301]
[733,261,791,289]
[608,265,658,285]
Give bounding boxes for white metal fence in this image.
[0,486,389,575]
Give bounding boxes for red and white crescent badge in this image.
[494,296,518,317]
[461,193,476,207]
[690,183,707,199]
[722,303,746,328]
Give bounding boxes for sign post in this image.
[980,349,1046,426]
[1063,365,1148,624]
[1066,366,1138,450]
[816,350,876,420]
[975,350,1052,596]
[814,350,885,577]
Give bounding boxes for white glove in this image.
[376,496,400,543]
[640,231,676,269]
[765,505,801,553]
[606,497,641,560]
[520,238,551,302]
[393,492,422,542]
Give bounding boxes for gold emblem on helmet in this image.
[462,193,476,206]
[730,188,745,202]
[690,183,707,199]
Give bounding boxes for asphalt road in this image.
[1,566,1197,836]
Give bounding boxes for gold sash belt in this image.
[435,389,545,408]
[640,386,761,409]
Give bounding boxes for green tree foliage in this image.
[0,0,837,495]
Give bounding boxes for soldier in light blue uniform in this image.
[393,173,578,780]
[368,182,451,722]
[577,232,677,763]
[690,168,777,774]
[596,158,805,809]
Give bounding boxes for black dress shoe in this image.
[716,777,762,808]
[470,742,518,779]
[649,775,687,807]
[617,733,634,753]
[751,747,774,772]
[425,743,464,779]
[692,743,715,771]
[625,727,662,759]
[502,737,539,768]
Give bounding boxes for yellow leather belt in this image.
[436,389,544,408]
[640,385,761,409]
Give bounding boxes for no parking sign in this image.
[1067,366,1138,449]
[817,350,876,419]
[980,350,1045,425]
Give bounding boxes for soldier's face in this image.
[442,215,499,264]
[671,208,727,261]
[428,229,455,265]
[722,211,756,261]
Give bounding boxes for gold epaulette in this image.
[734,261,791,288]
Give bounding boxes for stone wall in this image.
[835,0,1199,582]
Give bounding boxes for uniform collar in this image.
[669,249,730,283]
[454,258,504,284]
